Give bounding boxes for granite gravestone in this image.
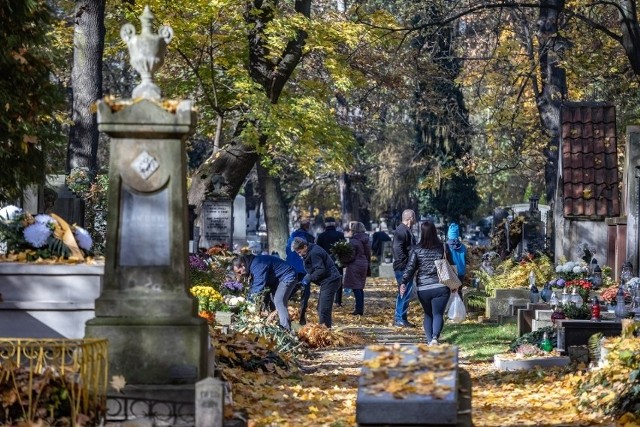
[85,7,207,386]
[201,199,233,249]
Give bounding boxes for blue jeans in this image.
[394,270,414,322]
[417,286,451,342]
[318,278,342,328]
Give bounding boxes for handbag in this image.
[435,244,462,290]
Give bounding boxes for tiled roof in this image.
[560,102,620,218]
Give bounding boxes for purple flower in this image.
[23,222,52,248]
[189,255,208,271]
[73,226,93,251]
[223,280,244,292]
[557,278,565,287]
[34,214,55,225]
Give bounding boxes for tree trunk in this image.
[189,0,311,211]
[339,172,353,226]
[619,0,640,75]
[536,0,567,204]
[257,164,289,255]
[187,140,260,205]
[67,0,105,173]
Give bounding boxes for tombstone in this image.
[516,196,547,257]
[517,303,552,336]
[356,344,471,426]
[233,195,247,249]
[200,197,234,249]
[46,174,84,226]
[85,7,207,387]
[195,377,224,427]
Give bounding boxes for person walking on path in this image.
[400,221,454,345]
[371,227,391,259]
[393,209,417,327]
[285,218,315,324]
[232,254,297,331]
[343,221,371,316]
[291,237,342,328]
[446,222,467,284]
[316,217,346,306]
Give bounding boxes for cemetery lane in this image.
[219,278,618,427]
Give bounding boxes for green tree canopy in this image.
[0,0,66,203]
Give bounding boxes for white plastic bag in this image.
[447,292,466,323]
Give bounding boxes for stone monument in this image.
[85,7,207,386]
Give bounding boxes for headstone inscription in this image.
[201,199,233,249]
[195,377,225,427]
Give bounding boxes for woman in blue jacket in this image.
[232,254,297,330]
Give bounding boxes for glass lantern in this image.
[570,287,583,306]
[621,262,634,287]
[561,288,570,305]
[615,286,627,321]
[591,265,603,290]
[549,291,559,307]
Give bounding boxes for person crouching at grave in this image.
[232,254,297,331]
[291,236,342,328]
[399,221,453,346]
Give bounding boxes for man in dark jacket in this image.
[316,217,346,306]
[285,218,315,323]
[232,254,297,330]
[291,237,342,328]
[392,209,417,327]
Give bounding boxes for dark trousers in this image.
[290,273,311,324]
[417,286,451,342]
[334,268,344,305]
[352,289,364,314]
[318,278,342,328]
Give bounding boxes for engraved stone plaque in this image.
[201,200,233,248]
[195,377,224,427]
[119,186,171,266]
[131,150,160,180]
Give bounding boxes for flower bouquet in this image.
[0,205,93,262]
[599,286,631,306]
[190,285,227,322]
[555,260,589,279]
[330,241,355,267]
[565,279,592,305]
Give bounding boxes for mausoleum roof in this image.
[560,102,620,218]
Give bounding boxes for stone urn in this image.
[120,6,173,100]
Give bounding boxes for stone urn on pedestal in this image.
[85,7,206,392]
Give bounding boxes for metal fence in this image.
[0,338,108,425]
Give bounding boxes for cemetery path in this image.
[270,278,617,427]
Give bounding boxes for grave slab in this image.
[486,297,529,319]
[535,309,553,321]
[356,344,459,426]
[532,319,553,331]
[517,303,551,336]
[555,319,622,350]
[379,263,395,279]
[494,354,570,371]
